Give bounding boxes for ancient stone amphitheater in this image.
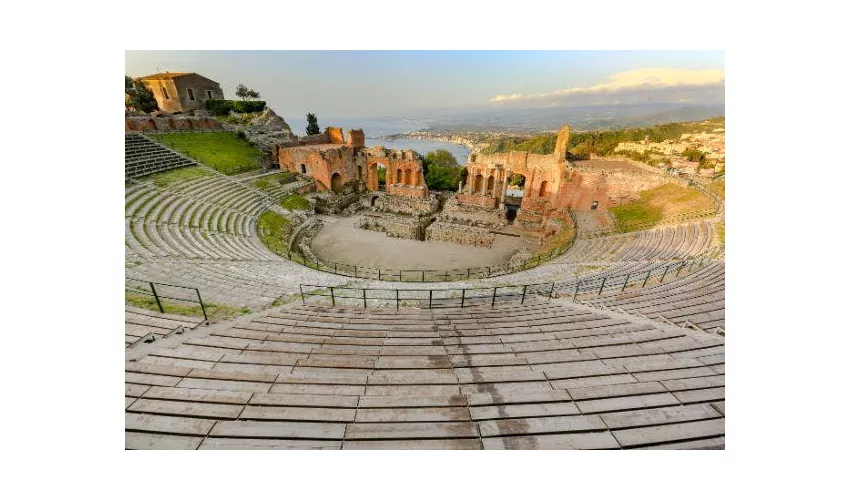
[125,132,725,450]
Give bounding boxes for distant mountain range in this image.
[309,103,725,138]
[424,103,726,133]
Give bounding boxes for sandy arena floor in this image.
[310,216,522,270]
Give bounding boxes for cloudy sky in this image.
[126,50,724,125]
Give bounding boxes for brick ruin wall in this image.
[426,222,495,248]
[125,116,224,132]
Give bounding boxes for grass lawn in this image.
[707,178,725,200]
[280,194,311,211]
[253,171,296,191]
[714,222,725,247]
[611,183,714,231]
[125,290,251,322]
[153,132,262,175]
[144,166,213,188]
[257,211,294,257]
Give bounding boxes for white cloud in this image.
[490,68,725,103]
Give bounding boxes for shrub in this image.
[205,99,233,116]
[232,100,266,113]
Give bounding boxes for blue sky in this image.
[126,50,724,126]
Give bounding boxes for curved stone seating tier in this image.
[558,222,714,264]
[125,301,724,450]
[583,262,726,332]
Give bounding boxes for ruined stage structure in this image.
[456,125,575,233]
[276,127,429,199]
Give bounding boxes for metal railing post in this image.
[396,289,399,309]
[330,287,335,307]
[548,283,555,301]
[429,290,433,309]
[573,280,580,301]
[334,262,338,274]
[521,285,528,304]
[676,261,684,277]
[195,288,208,323]
[362,288,366,308]
[422,270,425,283]
[378,268,381,280]
[622,273,630,292]
[660,265,670,283]
[598,277,607,295]
[354,265,358,278]
[492,286,498,306]
[300,284,305,305]
[643,270,652,288]
[150,282,164,313]
[467,268,471,279]
[461,289,466,307]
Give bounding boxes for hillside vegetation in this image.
[153,132,263,175]
[481,117,725,158]
[611,183,715,231]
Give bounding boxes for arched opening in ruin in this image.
[405,170,412,185]
[473,174,484,194]
[486,175,495,196]
[331,172,343,193]
[357,165,363,181]
[396,169,403,184]
[370,195,380,207]
[504,173,526,225]
[538,180,548,197]
[376,163,387,191]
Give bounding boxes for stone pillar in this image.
[501,168,511,204]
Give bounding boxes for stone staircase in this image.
[125,133,196,179]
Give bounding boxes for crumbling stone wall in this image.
[437,197,506,228]
[367,193,439,216]
[357,214,424,240]
[426,222,495,248]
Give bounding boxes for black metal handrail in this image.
[125,277,208,323]
[297,247,724,309]
[300,282,556,309]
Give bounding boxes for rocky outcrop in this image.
[238,108,298,153]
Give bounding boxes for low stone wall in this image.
[125,115,224,132]
[314,191,361,215]
[357,214,423,240]
[368,193,439,216]
[456,193,499,209]
[437,197,506,228]
[426,222,495,248]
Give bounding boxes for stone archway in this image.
[396,169,403,184]
[473,174,483,193]
[486,175,495,196]
[538,180,548,197]
[331,172,343,193]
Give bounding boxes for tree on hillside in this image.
[306,113,320,135]
[423,149,463,191]
[125,75,159,113]
[235,83,261,101]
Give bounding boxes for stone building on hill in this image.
[138,72,224,114]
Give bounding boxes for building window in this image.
[161,87,169,100]
[206,90,213,99]
[187,88,195,101]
